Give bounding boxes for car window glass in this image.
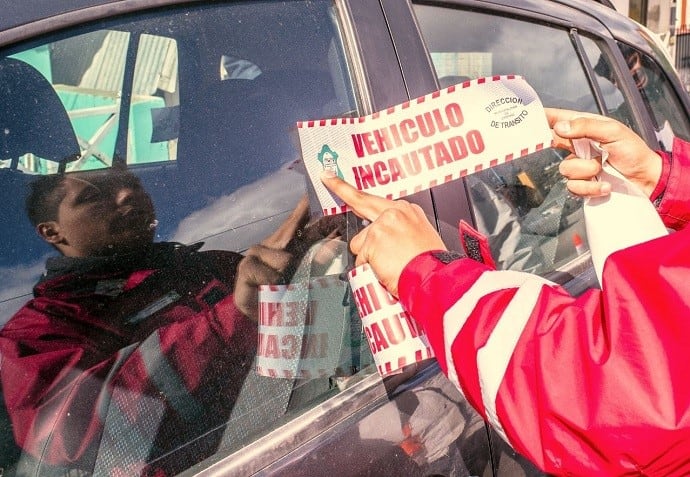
[579,36,640,133]
[413,4,594,275]
[0,2,375,475]
[579,35,690,149]
[618,42,690,148]
[6,31,129,172]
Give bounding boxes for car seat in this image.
[0,57,80,171]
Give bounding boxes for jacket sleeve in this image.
[398,228,690,476]
[653,137,690,230]
[0,293,255,473]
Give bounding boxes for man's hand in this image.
[546,108,662,198]
[321,173,446,297]
[234,196,311,320]
[234,196,345,320]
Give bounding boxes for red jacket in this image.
[398,138,690,476]
[0,243,257,476]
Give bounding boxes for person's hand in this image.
[546,108,662,197]
[234,196,345,320]
[234,196,309,320]
[321,173,446,297]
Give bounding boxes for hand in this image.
[321,173,446,297]
[233,196,345,320]
[546,108,662,197]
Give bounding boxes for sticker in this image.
[255,275,348,379]
[298,75,552,215]
[347,264,434,377]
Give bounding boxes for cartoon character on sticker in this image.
[317,145,343,179]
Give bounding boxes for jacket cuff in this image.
[655,137,690,230]
[649,150,670,204]
[398,251,452,311]
[398,251,489,326]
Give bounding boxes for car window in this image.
[582,37,690,149]
[412,5,620,275]
[0,1,376,475]
[617,42,690,148]
[579,35,639,132]
[8,31,180,172]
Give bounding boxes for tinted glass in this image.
[413,5,594,275]
[580,35,640,132]
[618,42,690,148]
[581,35,690,148]
[0,2,373,475]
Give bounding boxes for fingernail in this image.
[320,170,337,180]
[600,182,612,195]
[554,120,571,134]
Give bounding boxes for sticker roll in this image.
[347,264,434,377]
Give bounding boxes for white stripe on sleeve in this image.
[442,270,550,396]
[477,277,551,442]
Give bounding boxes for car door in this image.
[0,1,494,476]
[387,0,690,474]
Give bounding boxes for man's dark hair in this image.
[25,174,68,227]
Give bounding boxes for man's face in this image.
[48,169,156,257]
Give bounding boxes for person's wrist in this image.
[636,150,663,197]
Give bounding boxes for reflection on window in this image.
[129,34,180,163]
[0,1,365,475]
[1,31,181,174]
[413,5,595,110]
[583,37,690,148]
[467,150,584,275]
[617,42,690,147]
[582,36,644,135]
[413,4,591,274]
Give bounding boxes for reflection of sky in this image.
[0,256,48,326]
[172,168,307,252]
[414,6,593,107]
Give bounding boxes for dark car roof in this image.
[2,0,118,32]
[0,0,186,46]
[0,0,657,64]
[0,0,627,35]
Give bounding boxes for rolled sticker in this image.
[256,276,347,379]
[347,264,434,377]
[573,138,668,286]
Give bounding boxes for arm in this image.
[321,172,690,476]
[398,230,690,476]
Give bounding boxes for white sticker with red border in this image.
[348,264,434,377]
[255,275,347,379]
[298,75,552,215]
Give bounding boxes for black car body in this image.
[1,1,689,476]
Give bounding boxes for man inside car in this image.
[0,165,334,476]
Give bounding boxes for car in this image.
[1,1,689,476]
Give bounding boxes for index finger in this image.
[320,173,395,222]
[545,108,621,152]
[262,195,310,249]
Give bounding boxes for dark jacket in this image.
[0,243,257,476]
